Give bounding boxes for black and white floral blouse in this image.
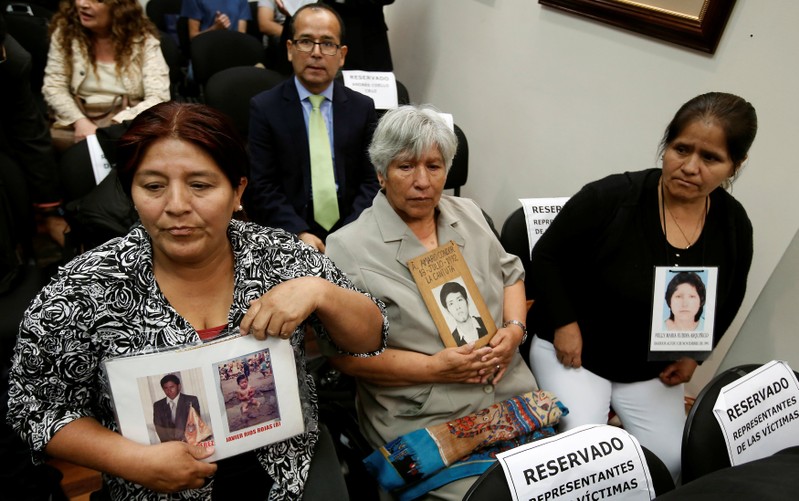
[7,220,388,500]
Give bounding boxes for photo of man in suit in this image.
[439,281,488,346]
[152,374,202,443]
[247,2,379,252]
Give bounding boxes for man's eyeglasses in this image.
[292,39,340,56]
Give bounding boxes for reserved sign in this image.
[497,424,656,501]
[712,360,799,466]
[342,70,398,110]
[519,197,569,255]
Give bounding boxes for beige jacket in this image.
[43,29,170,126]
[326,193,535,448]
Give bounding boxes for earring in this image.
[237,205,243,212]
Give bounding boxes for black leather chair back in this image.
[463,445,674,501]
[444,124,468,196]
[500,206,534,365]
[190,29,266,90]
[679,363,799,483]
[145,0,181,32]
[204,66,286,139]
[2,2,52,95]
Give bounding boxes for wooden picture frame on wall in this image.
[539,0,737,54]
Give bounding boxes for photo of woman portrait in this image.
[663,271,707,332]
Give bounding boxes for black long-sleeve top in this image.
[528,169,753,382]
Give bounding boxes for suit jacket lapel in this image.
[282,80,312,197]
[331,80,350,190]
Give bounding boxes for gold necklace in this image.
[659,179,708,250]
[666,205,704,249]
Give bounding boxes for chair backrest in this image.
[145,0,181,32]
[204,66,286,138]
[681,363,761,483]
[444,124,468,196]
[461,461,509,501]
[2,1,53,18]
[643,445,676,495]
[146,0,186,71]
[158,30,183,99]
[500,207,530,271]
[3,3,52,95]
[176,15,191,63]
[396,79,410,106]
[245,0,261,42]
[463,445,675,501]
[500,206,534,365]
[190,29,266,90]
[58,140,98,203]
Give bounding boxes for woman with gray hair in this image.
[326,105,541,500]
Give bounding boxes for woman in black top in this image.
[528,92,757,480]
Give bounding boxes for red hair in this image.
[117,102,248,198]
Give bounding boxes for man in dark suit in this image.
[153,374,202,443]
[247,2,379,252]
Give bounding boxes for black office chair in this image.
[176,15,191,64]
[681,364,759,484]
[462,445,674,501]
[190,29,266,97]
[499,206,534,366]
[658,446,799,500]
[146,0,187,97]
[444,124,468,196]
[500,207,531,277]
[396,79,410,106]
[158,30,184,100]
[679,363,799,484]
[643,445,677,495]
[204,66,285,139]
[145,0,180,31]
[307,357,380,500]
[245,0,261,42]
[57,126,135,253]
[2,1,53,99]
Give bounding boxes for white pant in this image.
[530,336,685,481]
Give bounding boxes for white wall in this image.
[719,227,799,372]
[384,0,799,394]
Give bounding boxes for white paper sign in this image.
[104,334,304,462]
[519,197,570,256]
[649,266,718,356]
[437,111,454,132]
[712,360,799,466]
[342,70,399,110]
[86,134,112,185]
[497,424,656,501]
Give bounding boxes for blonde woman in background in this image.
[44,0,170,148]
